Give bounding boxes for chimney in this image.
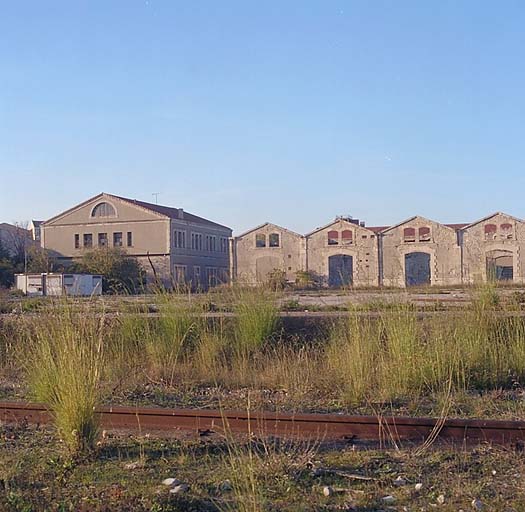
[178,208,184,220]
[359,221,366,227]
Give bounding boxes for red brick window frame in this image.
[403,227,416,242]
[484,224,497,240]
[501,223,513,239]
[327,230,339,245]
[418,227,431,242]
[341,230,353,245]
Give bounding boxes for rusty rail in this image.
[1,401,525,446]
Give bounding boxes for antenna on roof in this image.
[152,192,160,205]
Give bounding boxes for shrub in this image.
[25,300,106,455]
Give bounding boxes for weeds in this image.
[24,299,105,455]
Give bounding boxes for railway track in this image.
[1,401,525,446]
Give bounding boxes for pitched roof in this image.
[113,195,231,231]
[235,222,303,239]
[43,192,231,232]
[462,212,524,231]
[306,218,377,237]
[380,215,466,234]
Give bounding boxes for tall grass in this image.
[24,300,105,455]
[232,287,279,358]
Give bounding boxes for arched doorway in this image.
[328,255,353,287]
[486,250,513,281]
[405,252,431,286]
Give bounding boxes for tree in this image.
[76,247,146,294]
[0,239,15,288]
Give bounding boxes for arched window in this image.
[501,223,513,239]
[418,227,431,242]
[327,230,339,245]
[269,233,280,247]
[484,224,497,240]
[341,230,353,245]
[403,227,416,242]
[91,202,116,218]
[256,234,266,248]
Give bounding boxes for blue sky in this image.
[1,1,524,234]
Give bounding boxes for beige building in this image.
[461,212,525,284]
[306,218,380,287]
[231,223,304,285]
[233,212,525,288]
[41,193,232,288]
[380,216,463,287]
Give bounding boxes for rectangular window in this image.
[192,232,203,250]
[173,265,187,284]
[206,267,218,286]
[403,228,416,243]
[113,232,123,247]
[74,234,80,249]
[269,233,280,247]
[174,230,186,249]
[98,233,108,247]
[210,235,216,252]
[220,237,228,253]
[83,233,93,248]
[193,266,201,284]
[256,234,266,248]
[127,232,133,247]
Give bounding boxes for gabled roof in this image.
[112,195,231,230]
[461,212,524,231]
[380,215,460,234]
[306,218,377,238]
[43,193,231,231]
[235,222,303,239]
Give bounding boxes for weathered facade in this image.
[381,216,462,287]
[41,193,232,288]
[233,212,525,288]
[462,212,525,284]
[231,223,304,285]
[306,218,380,287]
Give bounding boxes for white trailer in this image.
[15,273,103,296]
[15,274,45,296]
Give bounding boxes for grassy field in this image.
[2,423,525,511]
[1,284,525,509]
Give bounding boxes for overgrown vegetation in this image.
[24,301,106,455]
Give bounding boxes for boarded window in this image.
[484,224,497,240]
[403,227,416,242]
[501,223,513,239]
[418,227,431,242]
[327,230,339,245]
[256,234,266,248]
[269,233,280,247]
[91,202,116,217]
[341,230,353,245]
